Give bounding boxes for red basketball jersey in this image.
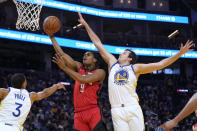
[74,66,103,112]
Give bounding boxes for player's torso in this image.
[108,62,139,105]
[74,66,102,111]
[0,87,31,127]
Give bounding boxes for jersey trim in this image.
[110,62,118,71]
[8,87,11,92]
[131,65,135,75]
[0,100,2,111]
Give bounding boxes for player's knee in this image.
[93,120,107,131]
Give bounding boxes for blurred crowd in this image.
[0,68,197,131]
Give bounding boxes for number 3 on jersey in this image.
[12,102,22,117]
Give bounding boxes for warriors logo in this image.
[114,69,129,85]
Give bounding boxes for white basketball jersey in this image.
[0,87,31,128]
[109,62,139,106]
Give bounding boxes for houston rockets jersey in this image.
[74,66,102,112]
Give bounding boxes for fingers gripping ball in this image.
[43,16,61,34]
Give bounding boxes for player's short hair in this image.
[125,49,137,64]
[11,73,26,89]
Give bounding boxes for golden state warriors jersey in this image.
[0,87,31,128]
[108,62,139,106]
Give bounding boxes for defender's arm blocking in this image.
[78,12,117,67]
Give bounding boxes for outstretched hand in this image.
[179,40,195,55]
[158,119,178,131]
[52,53,66,70]
[56,84,66,90]
[78,12,87,26]
[52,84,66,91]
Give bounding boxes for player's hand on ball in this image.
[78,12,87,26]
[52,53,66,70]
[159,119,178,131]
[44,29,53,37]
[179,40,195,55]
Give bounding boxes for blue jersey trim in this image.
[110,62,118,71]
[8,87,11,92]
[131,65,135,74]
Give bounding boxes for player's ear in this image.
[128,57,132,64]
[93,58,97,63]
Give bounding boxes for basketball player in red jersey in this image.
[45,32,107,131]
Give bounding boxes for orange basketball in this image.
[43,16,61,34]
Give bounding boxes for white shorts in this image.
[0,122,21,131]
[111,104,145,131]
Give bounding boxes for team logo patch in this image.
[114,69,129,85]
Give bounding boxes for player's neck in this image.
[84,64,96,72]
[118,61,130,66]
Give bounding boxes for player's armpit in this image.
[96,44,117,66]
[0,88,9,100]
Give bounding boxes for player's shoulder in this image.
[29,92,37,98]
[29,92,38,103]
[0,88,9,99]
[0,88,9,92]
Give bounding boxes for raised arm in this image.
[44,30,81,71]
[52,54,106,84]
[30,84,65,104]
[159,93,197,131]
[78,12,117,67]
[134,40,195,75]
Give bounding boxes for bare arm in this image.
[174,93,197,123]
[0,88,9,99]
[78,12,117,67]
[45,33,82,71]
[30,84,65,104]
[134,40,195,75]
[159,93,197,130]
[52,54,106,84]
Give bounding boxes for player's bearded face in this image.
[83,52,95,65]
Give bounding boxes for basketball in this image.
[43,16,61,35]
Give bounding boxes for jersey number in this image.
[80,84,85,93]
[12,102,22,117]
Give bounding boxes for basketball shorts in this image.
[111,104,145,131]
[0,122,23,131]
[74,106,107,131]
